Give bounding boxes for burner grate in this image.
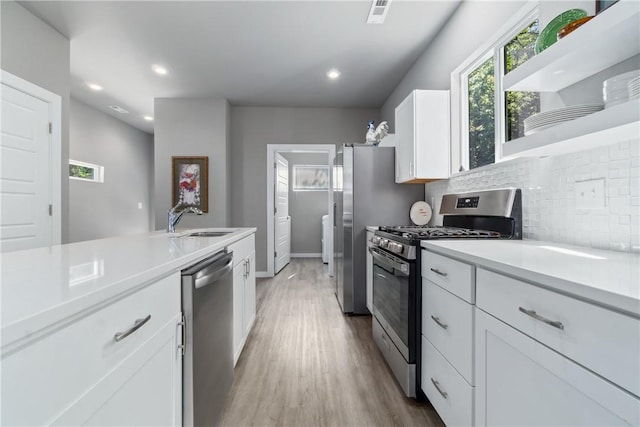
[379,226,502,240]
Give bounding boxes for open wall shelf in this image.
[504,1,640,92]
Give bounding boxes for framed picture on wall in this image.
[172,156,209,212]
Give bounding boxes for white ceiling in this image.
[20,1,461,134]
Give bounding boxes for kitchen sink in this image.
[185,231,234,237]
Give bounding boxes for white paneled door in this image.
[274,153,290,274]
[1,78,58,252]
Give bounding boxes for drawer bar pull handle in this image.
[430,315,448,330]
[518,307,564,330]
[430,268,447,277]
[114,315,151,342]
[431,378,448,399]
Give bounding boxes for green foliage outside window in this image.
[69,164,95,180]
[504,20,540,141]
[468,57,495,170]
[467,19,541,170]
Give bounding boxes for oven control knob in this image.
[381,239,389,248]
[390,243,404,254]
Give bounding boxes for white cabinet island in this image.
[1,227,256,426]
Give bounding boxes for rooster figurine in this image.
[365,120,389,146]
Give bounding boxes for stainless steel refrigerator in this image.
[333,144,424,314]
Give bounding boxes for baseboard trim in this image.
[291,253,323,258]
[256,271,272,278]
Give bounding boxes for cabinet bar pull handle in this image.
[518,307,564,330]
[430,268,447,277]
[177,314,186,356]
[431,315,448,330]
[114,315,151,342]
[431,378,448,399]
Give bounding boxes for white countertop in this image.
[1,228,256,348]
[366,226,380,232]
[421,240,640,317]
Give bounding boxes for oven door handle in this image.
[370,247,409,273]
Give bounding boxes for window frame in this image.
[450,1,539,174]
[69,159,104,183]
[292,164,330,191]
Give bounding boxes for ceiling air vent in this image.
[108,105,129,114]
[366,0,392,24]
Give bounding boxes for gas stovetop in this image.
[378,225,502,240]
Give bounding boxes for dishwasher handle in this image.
[182,251,234,289]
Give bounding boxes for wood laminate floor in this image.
[220,258,445,427]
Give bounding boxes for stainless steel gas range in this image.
[370,188,522,398]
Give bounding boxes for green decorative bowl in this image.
[535,9,588,54]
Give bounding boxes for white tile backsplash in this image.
[425,139,640,253]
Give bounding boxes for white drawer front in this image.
[422,250,475,303]
[422,336,474,427]
[1,272,180,426]
[229,234,255,266]
[477,268,640,397]
[422,279,474,384]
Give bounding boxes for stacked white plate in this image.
[523,104,604,136]
[629,76,640,101]
[603,70,640,108]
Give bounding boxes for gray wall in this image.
[68,98,154,242]
[154,98,230,230]
[230,106,380,272]
[1,0,71,242]
[381,1,524,131]
[282,153,329,255]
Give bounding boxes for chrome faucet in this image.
[167,203,203,233]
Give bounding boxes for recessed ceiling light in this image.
[152,64,168,75]
[143,115,154,121]
[87,83,103,91]
[326,69,341,80]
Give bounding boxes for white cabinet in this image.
[475,308,639,427]
[229,234,256,365]
[421,249,475,426]
[366,229,374,312]
[421,245,640,427]
[1,273,183,426]
[394,90,450,183]
[422,336,474,427]
[54,315,183,426]
[474,267,640,426]
[477,268,640,397]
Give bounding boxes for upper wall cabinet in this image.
[395,90,450,184]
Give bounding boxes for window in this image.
[69,160,104,183]
[453,3,539,172]
[467,55,495,169]
[503,19,540,142]
[293,165,329,191]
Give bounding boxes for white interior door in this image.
[274,153,290,273]
[1,82,53,252]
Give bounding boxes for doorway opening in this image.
[266,144,336,278]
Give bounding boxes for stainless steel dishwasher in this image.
[181,249,234,427]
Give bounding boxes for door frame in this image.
[1,70,62,246]
[266,144,336,278]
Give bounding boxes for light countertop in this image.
[1,228,256,348]
[366,226,380,232]
[421,240,640,317]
